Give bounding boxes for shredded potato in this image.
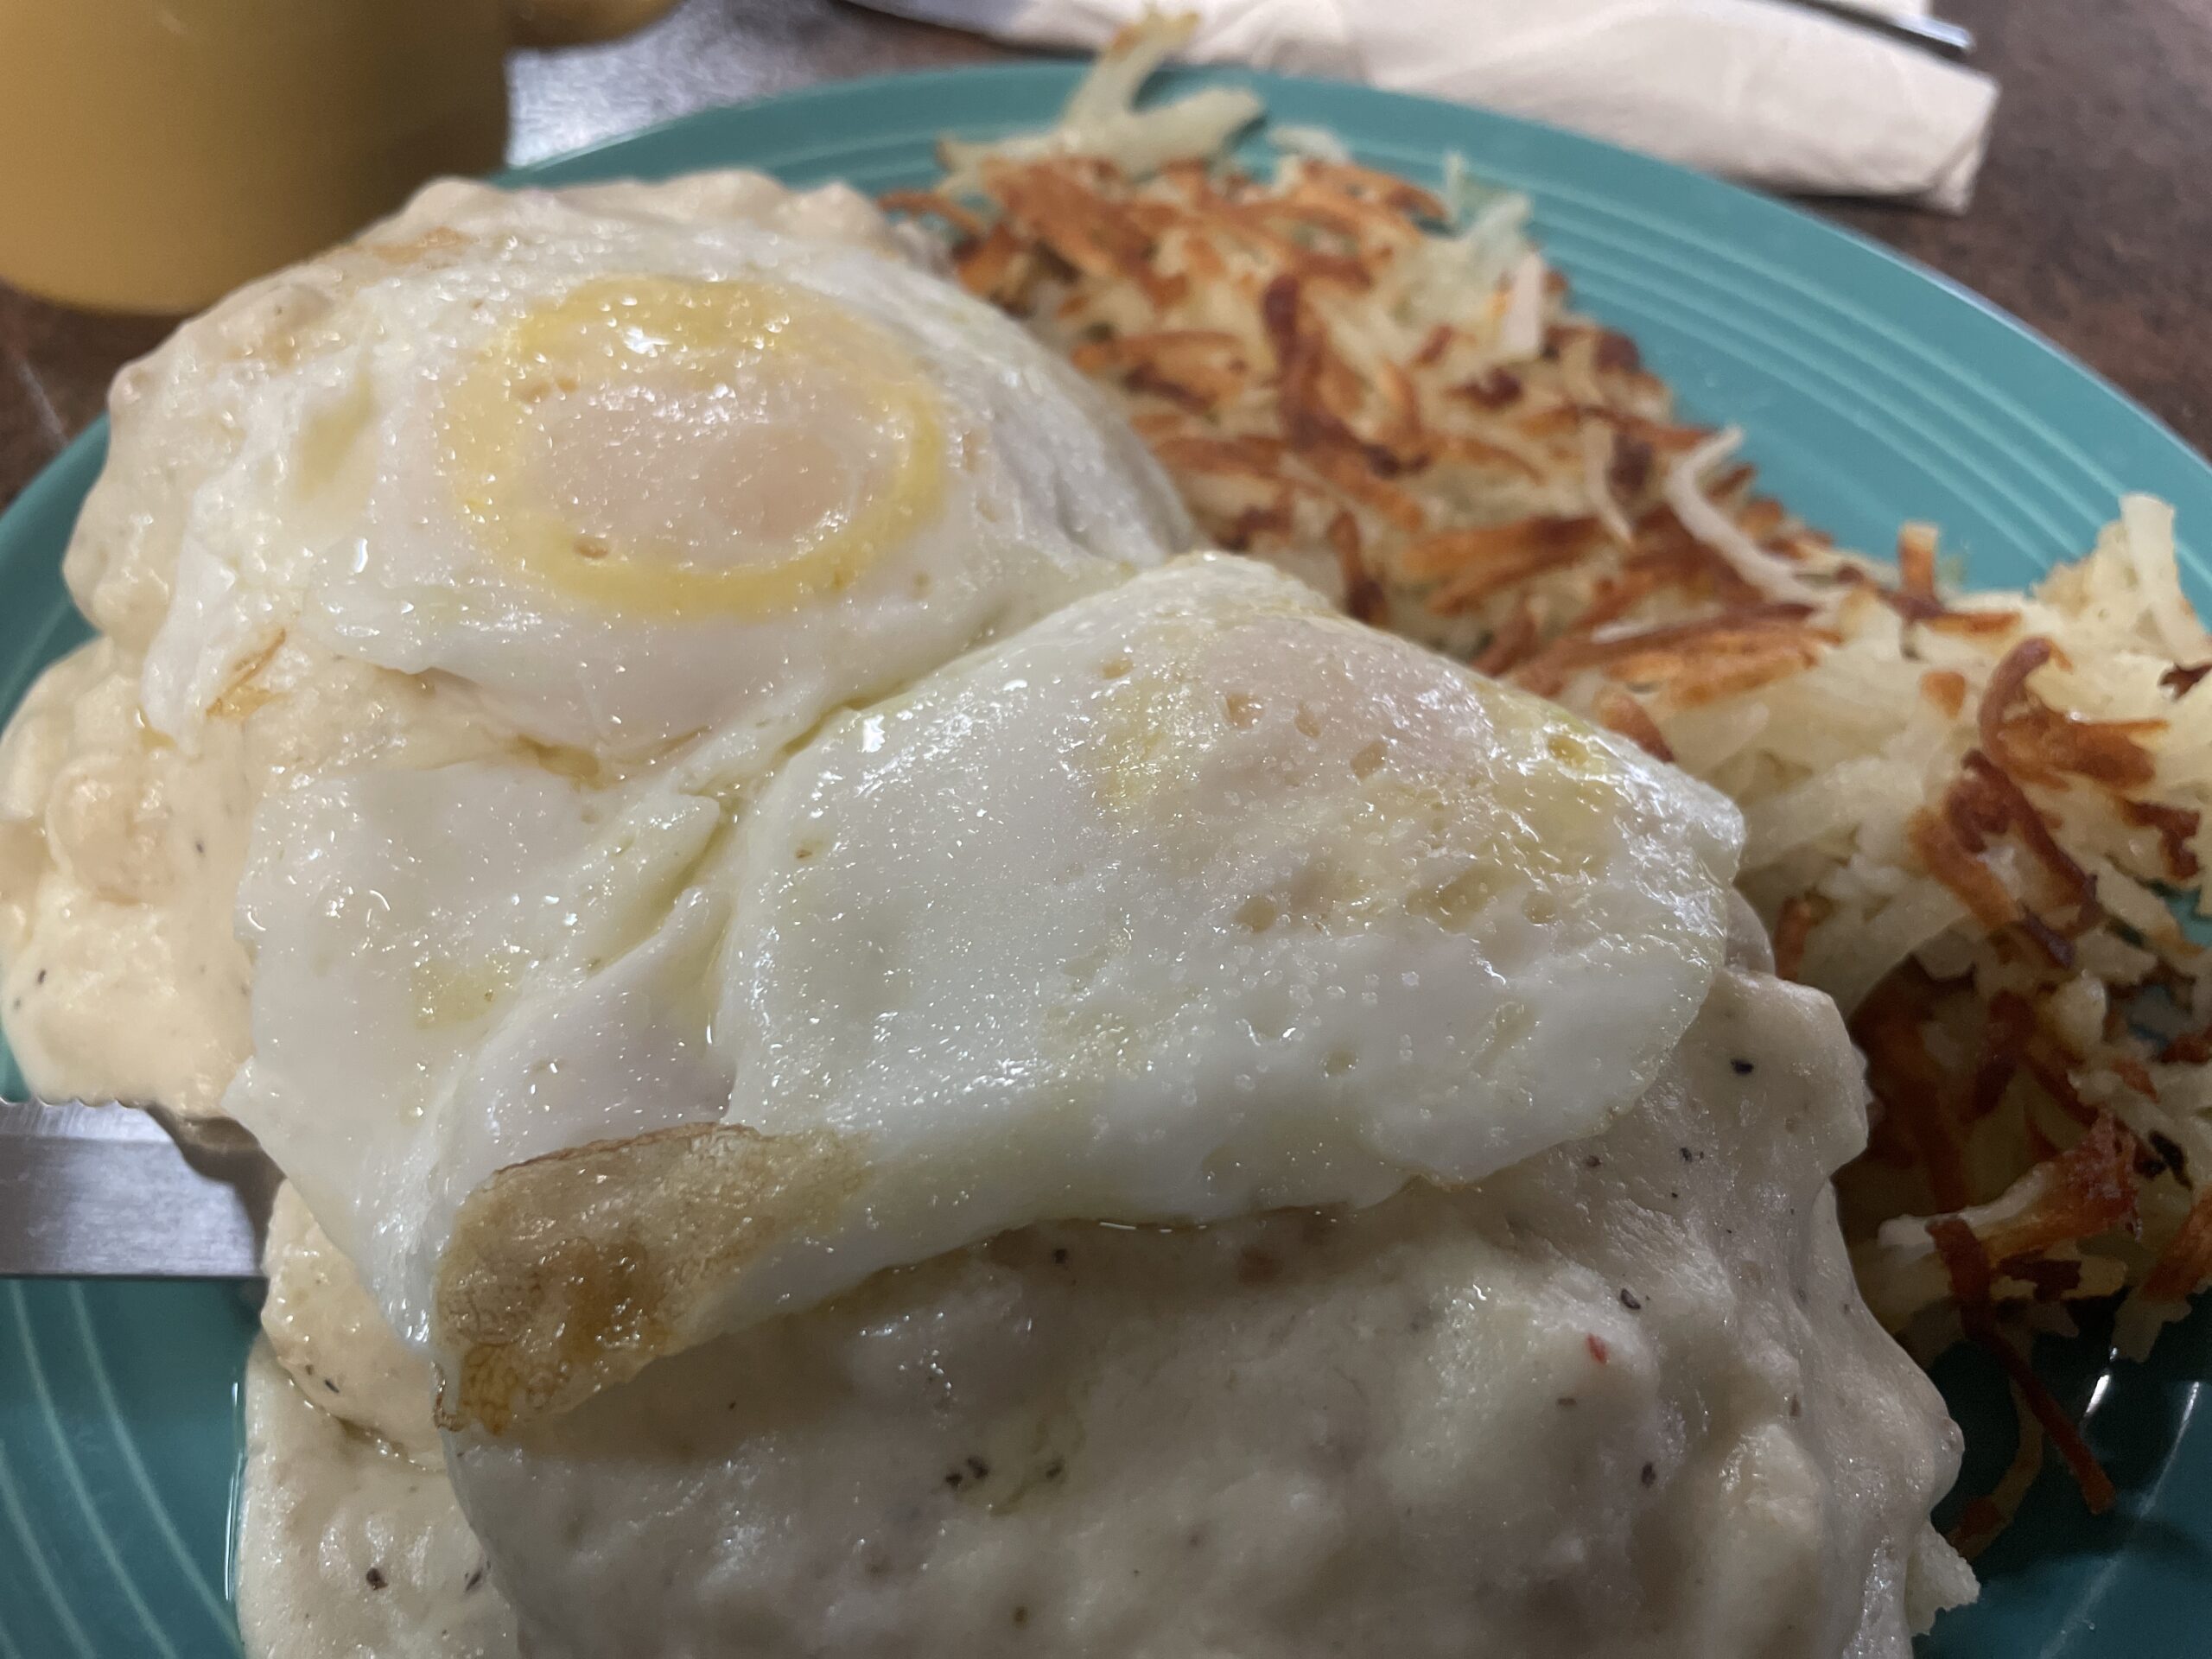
[891,14,2212,1542]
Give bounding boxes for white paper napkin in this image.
[855,0,1998,210]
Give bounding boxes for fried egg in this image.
[89,174,1185,767]
[222,556,1742,1416]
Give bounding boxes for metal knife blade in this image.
[0,1100,279,1278]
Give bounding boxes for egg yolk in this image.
[441,276,945,618]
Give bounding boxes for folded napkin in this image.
[857,0,1998,210]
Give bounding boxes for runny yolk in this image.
[440,275,945,618]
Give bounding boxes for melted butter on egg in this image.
[440,275,947,618]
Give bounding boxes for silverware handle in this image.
[1786,0,1974,61]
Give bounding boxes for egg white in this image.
[228,761,733,1346]
[224,556,1742,1389]
[681,554,1745,1344]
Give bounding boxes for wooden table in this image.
[5,0,2208,515]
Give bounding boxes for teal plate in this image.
[3,61,2209,1657]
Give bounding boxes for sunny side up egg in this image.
[225,555,1743,1414]
[72,172,1188,768]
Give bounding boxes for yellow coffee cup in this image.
[0,0,677,315]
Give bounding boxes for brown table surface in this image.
[5,0,2209,519]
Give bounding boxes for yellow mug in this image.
[0,0,676,315]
